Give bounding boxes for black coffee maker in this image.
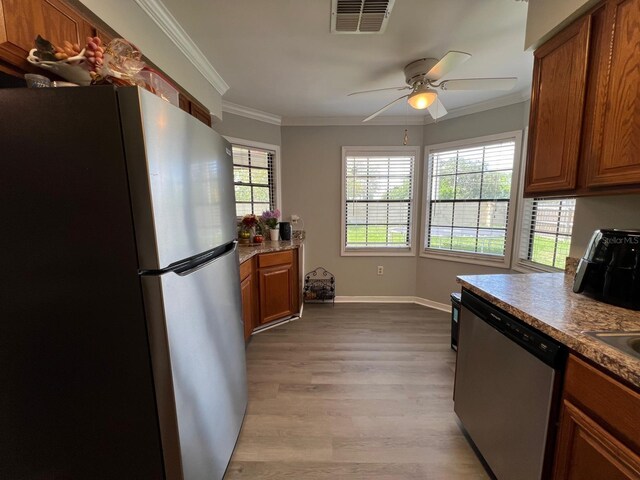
[573,229,640,310]
[279,222,292,241]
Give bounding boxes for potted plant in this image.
[238,214,258,243]
[260,209,280,241]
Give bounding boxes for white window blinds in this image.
[426,139,516,257]
[344,153,415,249]
[232,145,276,217]
[519,198,576,270]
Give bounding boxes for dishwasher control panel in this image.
[462,290,564,368]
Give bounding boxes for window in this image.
[423,132,522,265]
[518,198,576,270]
[341,147,418,255]
[232,144,276,217]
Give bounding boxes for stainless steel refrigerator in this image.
[0,86,247,479]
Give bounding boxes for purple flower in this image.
[260,209,280,229]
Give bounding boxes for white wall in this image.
[76,0,222,117]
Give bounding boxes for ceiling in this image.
[160,0,533,121]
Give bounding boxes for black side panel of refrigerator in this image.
[0,88,164,479]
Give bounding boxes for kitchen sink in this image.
[585,331,640,360]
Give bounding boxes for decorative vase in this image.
[270,228,279,241]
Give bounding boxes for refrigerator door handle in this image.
[141,240,238,277]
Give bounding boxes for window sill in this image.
[512,260,564,274]
[420,249,511,269]
[342,248,416,257]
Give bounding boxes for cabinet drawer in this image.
[258,250,294,268]
[563,355,640,453]
[239,258,253,281]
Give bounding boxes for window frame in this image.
[225,136,282,218]
[341,146,420,257]
[420,131,523,268]
[514,197,576,273]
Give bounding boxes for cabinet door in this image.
[240,274,254,342]
[553,400,640,479]
[190,102,212,127]
[0,0,94,70]
[585,0,640,187]
[525,16,590,195]
[178,93,191,114]
[258,264,294,325]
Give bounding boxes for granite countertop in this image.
[457,273,640,390]
[237,239,303,264]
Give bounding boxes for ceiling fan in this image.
[349,51,518,122]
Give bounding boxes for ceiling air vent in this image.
[331,0,395,34]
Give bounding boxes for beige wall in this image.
[570,195,640,258]
[281,125,424,296]
[233,99,639,304]
[76,0,222,117]
[213,112,281,146]
[525,0,599,50]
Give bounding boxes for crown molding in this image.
[281,115,427,127]
[134,0,229,95]
[424,89,531,124]
[222,101,282,125]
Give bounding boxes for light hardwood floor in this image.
[225,303,489,479]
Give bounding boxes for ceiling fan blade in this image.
[440,77,518,91]
[427,96,448,120]
[363,95,410,122]
[425,51,472,81]
[348,86,410,96]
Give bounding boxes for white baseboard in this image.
[334,296,451,313]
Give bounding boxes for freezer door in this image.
[118,88,237,270]
[142,247,247,480]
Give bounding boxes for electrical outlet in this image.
[377,266,384,275]
[291,214,300,224]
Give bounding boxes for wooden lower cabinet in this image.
[257,249,298,325]
[553,355,640,479]
[239,257,256,342]
[239,248,299,338]
[258,263,295,325]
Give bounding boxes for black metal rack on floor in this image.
[303,267,335,304]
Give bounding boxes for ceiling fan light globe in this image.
[408,90,437,110]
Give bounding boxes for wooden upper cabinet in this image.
[0,0,94,70]
[190,102,212,127]
[525,16,591,195]
[585,0,640,188]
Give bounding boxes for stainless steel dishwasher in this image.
[454,290,565,480]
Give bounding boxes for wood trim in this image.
[524,15,591,195]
